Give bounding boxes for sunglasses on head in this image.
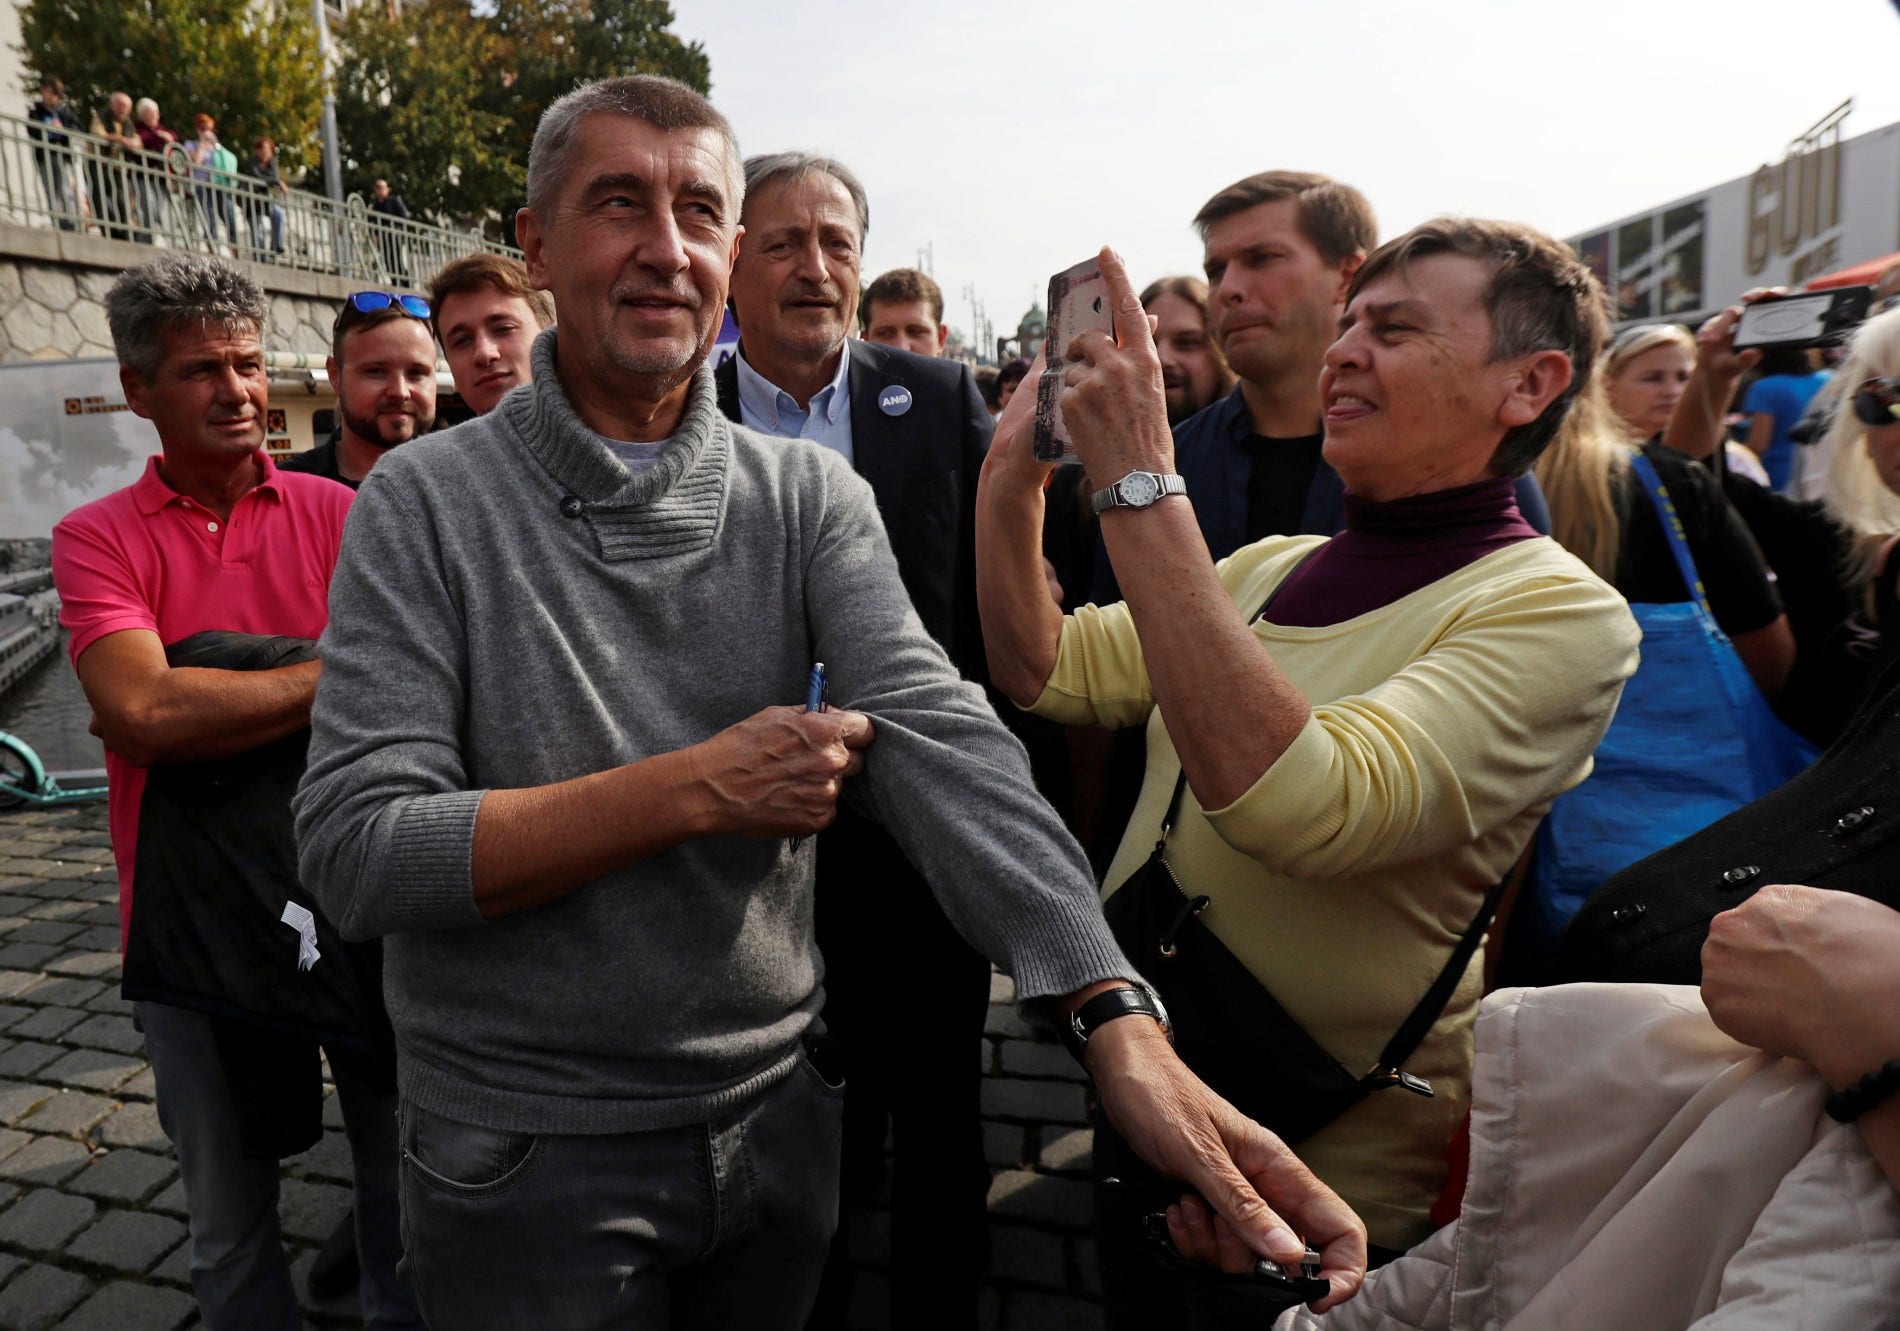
[341,291,431,320]
[1853,377,1900,428]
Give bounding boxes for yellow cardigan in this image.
[1032,535,1640,1248]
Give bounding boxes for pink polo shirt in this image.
[50,452,354,944]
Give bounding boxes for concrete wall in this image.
[0,221,355,363]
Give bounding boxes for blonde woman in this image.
[1535,367,1793,700]
[1819,306,1900,599]
[1605,323,1771,485]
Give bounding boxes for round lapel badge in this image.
[878,385,914,417]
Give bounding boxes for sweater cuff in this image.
[1202,714,1343,867]
[1000,888,1139,1004]
[382,790,487,931]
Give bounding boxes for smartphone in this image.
[1731,286,1873,352]
[1033,255,1117,462]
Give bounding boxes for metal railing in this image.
[0,109,516,289]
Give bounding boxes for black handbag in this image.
[1101,561,1508,1145]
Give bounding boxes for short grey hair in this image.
[105,254,269,380]
[526,75,741,219]
[133,97,157,122]
[742,153,870,245]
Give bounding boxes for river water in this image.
[0,632,104,774]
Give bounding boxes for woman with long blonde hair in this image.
[1536,330,1793,700]
[1820,307,1900,590]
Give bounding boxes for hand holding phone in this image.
[1731,286,1873,351]
[1033,255,1118,462]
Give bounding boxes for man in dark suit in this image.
[714,151,993,1331]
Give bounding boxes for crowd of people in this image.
[24,74,414,270]
[40,69,1900,1331]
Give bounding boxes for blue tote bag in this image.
[1520,453,1816,959]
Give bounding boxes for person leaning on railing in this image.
[26,76,81,231]
[239,137,290,263]
[131,98,179,242]
[88,91,140,242]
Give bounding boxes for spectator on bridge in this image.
[87,91,139,242]
[187,116,239,250]
[369,178,410,283]
[26,76,81,231]
[240,137,289,263]
[132,98,177,157]
[132,99,179,240]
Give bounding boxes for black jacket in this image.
[122,631,390,1061]
[1563,643,1900,984]
[714,339,992,678]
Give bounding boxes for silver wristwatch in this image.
[1091,470,1186,515]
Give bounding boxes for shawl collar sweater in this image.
[294,331,1130,1133]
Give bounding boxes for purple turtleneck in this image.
[1265,476,1540,628]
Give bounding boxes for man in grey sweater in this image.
[292,75,1365,1328]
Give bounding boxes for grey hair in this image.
[133,97,157,121]
[741,153,869,244]
[526,75,741,219]
[105,254,269,380]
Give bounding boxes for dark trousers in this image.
[805,814,994,1330]
[399,1054,845,1330]
[87,160,131,240]
[138,1001,419,1331]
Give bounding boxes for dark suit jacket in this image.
[715,339,993,679]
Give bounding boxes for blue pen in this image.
[805,662,828,713]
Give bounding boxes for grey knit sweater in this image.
[293,331,1132,1134]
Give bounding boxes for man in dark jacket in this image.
[27,77,79,230]
[369,177,410,282]
[239,137,289,262]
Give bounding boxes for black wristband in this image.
[1824,1059,1900,1123]
[1060,983,1170,1065]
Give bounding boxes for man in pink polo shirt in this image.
[51,254,420,1331]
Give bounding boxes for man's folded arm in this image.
[75,630,319,767]
[54,520,320,767]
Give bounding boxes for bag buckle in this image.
[1366,1065,1434,1098]
[1157,895,1211,960]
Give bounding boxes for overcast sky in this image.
[669,0,1900,355]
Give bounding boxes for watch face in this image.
[1121,472,1160,507]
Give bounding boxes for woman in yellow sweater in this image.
[977,222,1640,1319]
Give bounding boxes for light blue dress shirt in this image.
[734,346,855,466]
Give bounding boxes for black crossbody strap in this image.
[1155,545,1323,840]
[1369,865,1515,1082]
[1144,539,1506,1085]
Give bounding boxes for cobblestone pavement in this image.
[0,802,1105,1330]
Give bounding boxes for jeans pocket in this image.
[400,1101,542,1198]
[794,1041,848,1097]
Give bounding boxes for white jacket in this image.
[1278,983,1900,1331]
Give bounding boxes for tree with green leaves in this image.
[485,0,711,195]
[18,0,325,174]
[331,0,520,229]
